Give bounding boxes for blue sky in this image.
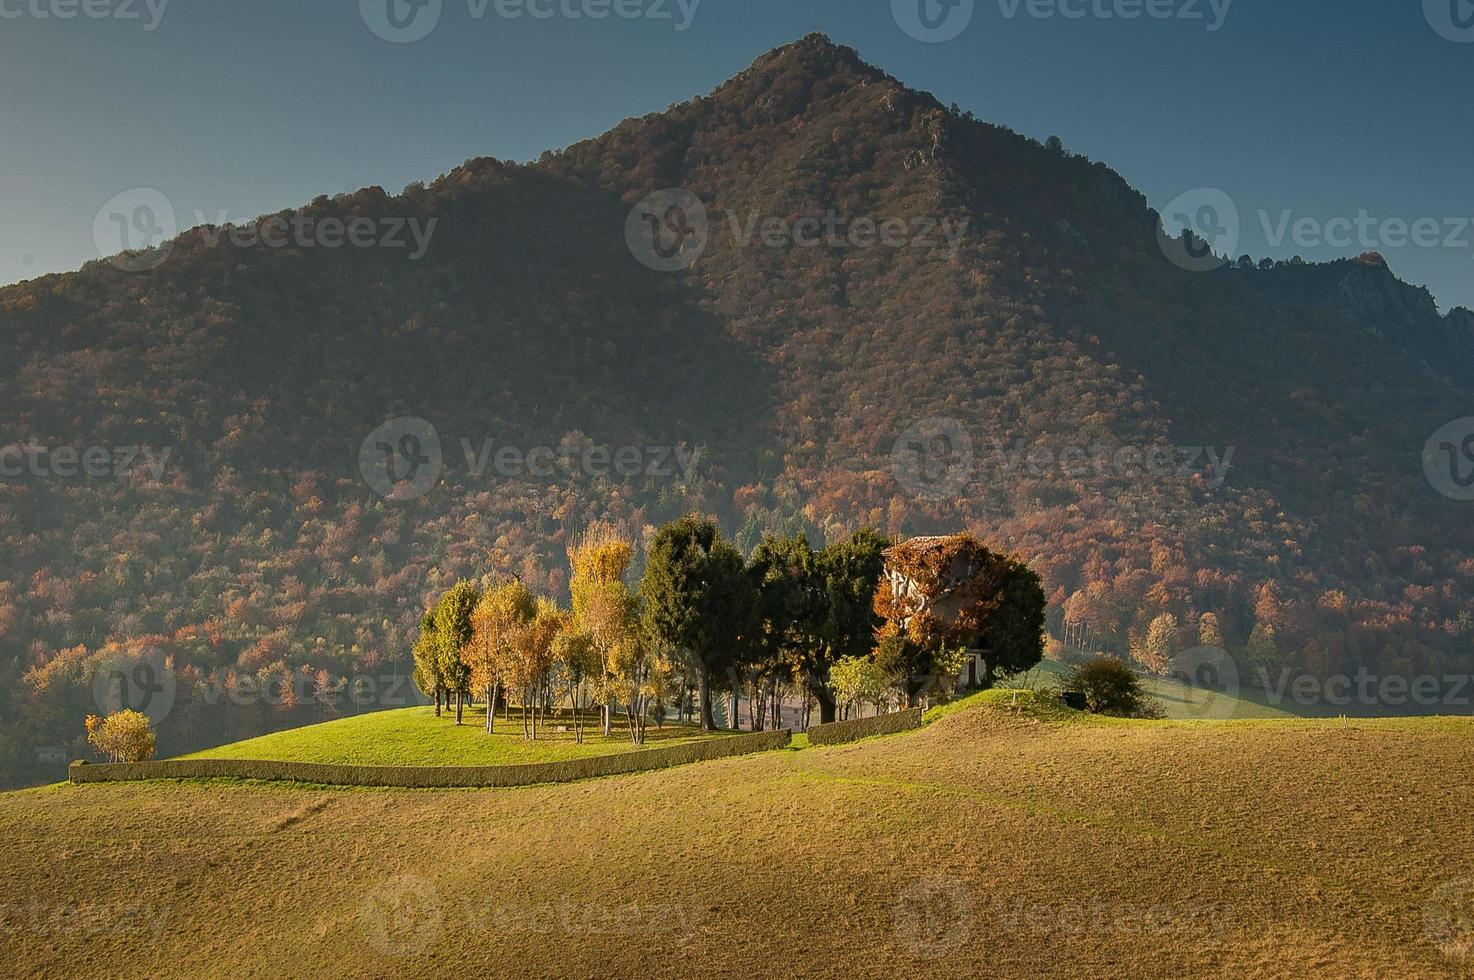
[2,0,1471,310]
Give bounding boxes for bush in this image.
[1061,657,1161,718]
[85,710,157,762]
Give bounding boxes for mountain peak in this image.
[732,32,893,91]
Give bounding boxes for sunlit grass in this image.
[175,705,722,767]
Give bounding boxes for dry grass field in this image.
[4,692,1473,978]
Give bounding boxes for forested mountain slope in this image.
[2,34,1470,782]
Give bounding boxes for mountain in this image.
[3,34,1471,783]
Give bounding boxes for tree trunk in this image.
[814,684,837,724]
[696,666,716,732]
[485,685,494,733]
[729,690,739,732]
[434,687,442,717]
[455,689,464,725]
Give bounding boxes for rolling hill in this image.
[3,34,1473,783]
[3,695,1472,977]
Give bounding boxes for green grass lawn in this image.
[175,705,722,766]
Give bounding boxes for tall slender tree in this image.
[639,516,756,731]
[568,522,636,738]
[467,579,535,734]
[411,609,444,716]
[432,580,480,725]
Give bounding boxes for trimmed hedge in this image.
[807,708,923,746]
[69,729,791,788]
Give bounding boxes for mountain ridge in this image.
[2,33,1471,785]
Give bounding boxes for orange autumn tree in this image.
[873,534,1045,703]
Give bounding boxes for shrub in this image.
[1061,657,1161,718]
[85,710,157,762]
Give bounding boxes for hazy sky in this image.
[2,0,1471,311]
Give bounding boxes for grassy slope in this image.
[1017,659,1300,720]
[172,706,717,767]
[4,698,1472,978]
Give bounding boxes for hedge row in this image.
[806,708,924,746]
[69,729,792,788]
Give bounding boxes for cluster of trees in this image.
[412,519,1046,741]
[84,709,155,763]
